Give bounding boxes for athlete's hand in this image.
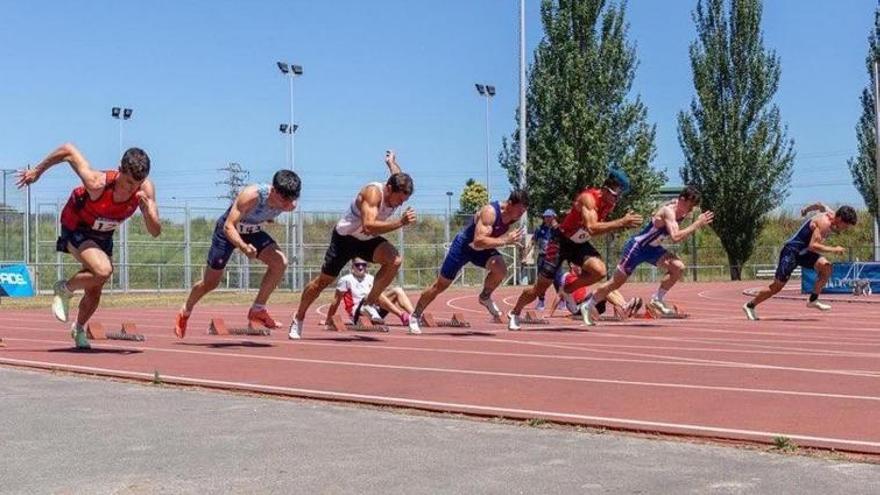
[505,227,526,247]
[385,150,397,167]
[621,212,643,228]
[400,207,417,226]
[15,168,41,189]
[831,246,846,255]
[697,211,715,227]
[135,190,152,208]
[241,244,258,258]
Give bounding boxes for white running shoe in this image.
[806,299,831,311]
[478,296,501,317]
[408,316,422,335]
[288,319,303,340]
[359,303,385,323]
[742,303,759,321]
[52,280,73,323]
[507,312,521,331]
[579,296,597,326]
[648,298,673,316]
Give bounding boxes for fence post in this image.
[691,228,698,282]
[297,210,305,290]
[286,212,294,290]
[184,203,192,289]
[24,167,31,265]
[398,227,405,286]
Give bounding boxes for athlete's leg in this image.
[811,257,832,296]
[254,244,288,306]
[365,241,402,306]
[183,267,224,314]
[480,254,507,297]
[511,275,553,315]
[295,273,337,321]
[66,241,113,326]
[653,253,685,304]
[566,257,607,294]
[749,279,786,307]
[591,269,629,304]
[384,286,414,313]
[413,276,453,317]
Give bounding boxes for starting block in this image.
[87,322,146,342]
[420,312,471,328]
[520,310,549,325]
[208,318,271,336]
[643,304,689,319]
[327,314,390,333]
[0,337,5,347]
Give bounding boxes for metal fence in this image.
[2,173,877,294]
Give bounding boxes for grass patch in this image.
[152,370,162,385]
[773,435,798,452]
[527,418,548,428]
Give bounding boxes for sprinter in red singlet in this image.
[17,144,160,348]
[506,169,642,330]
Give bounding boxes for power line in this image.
[216,162,249,201]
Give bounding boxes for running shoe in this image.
[288,319,303,340]
[742,303,759,321]
[507,312,521,331]
[648,298,673,316]
[407,316,422,335]
[174,312,189,339]
[52,280,72,322]
[248,307,282,329]
[806,300,831,311]
[71,323,90,349]
[478,296,501,317]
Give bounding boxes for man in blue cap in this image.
[529,208,557,311]
[506,169,642,330]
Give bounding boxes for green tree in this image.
[678,0,795,280]
[848,5,880,225]
[458,179,489,215]
[500,0,665,217]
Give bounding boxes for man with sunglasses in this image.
[174,169,301,338]
[506,169,642,330]
[288,150,416,339]
[406,189,528,334]
[324,258,416,326]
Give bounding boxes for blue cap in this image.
[542,209,556,217]
[607,168,632,195]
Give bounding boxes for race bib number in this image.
[237,223,264,234]
[568,228,591,244]
[91,218,121,232]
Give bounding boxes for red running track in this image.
[1,281,879,455]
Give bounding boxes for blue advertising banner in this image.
[802,261,880,294]
[0,264,36,298]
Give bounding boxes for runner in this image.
[174,170,301,338]
[743,203,857,320]
[506,169,642,330]
[16,144,160,349]
[288,150,415,339]
[547,262,642,320]
[407,190,528,334]
[581,185,713,325]
[528,208,557,311]
[324,258,415,325]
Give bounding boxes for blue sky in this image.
[0,0,875,213]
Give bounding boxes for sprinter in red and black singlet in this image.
[506,169,643,330]
[17,144,160,348]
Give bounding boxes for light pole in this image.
[111,106,133,291]
[279,124,299,168]
[475,83,495,196]
[873,60,880,261]
[445,191,453,246]
[276,62,303,171]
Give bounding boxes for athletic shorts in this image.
[617,238,668,276]
[206,222,277,270]
[56,227,114,257]
[321,230,389,277]
[775,244,820,283]
[439,235,501,280]
[537,229,601,279]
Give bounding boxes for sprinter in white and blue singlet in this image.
[288,150,416,339]
[174,170,301,338]
[743,203,858,321]
[582,185,713,325]
[406,190,529,334]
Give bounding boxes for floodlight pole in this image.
[873,60,880,261]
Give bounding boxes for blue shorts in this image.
[56,227,114,257]
[439,235,501,280]
[617,238,668,276]
[775,244,820,283]
[207,222,277,270]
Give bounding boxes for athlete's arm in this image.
[580,193,642,235]
[17,143,105,195]
[807,215,845,254]
[801,202,832,217]
[663,206,714,243]
[223,186,260,257]
[359,185,415,235]
[325,290,345,324]
[471,204,523,249]
[137,179,162,237]
[384,150,402,175]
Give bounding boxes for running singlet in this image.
[217,184,286,234]
[457,201,511,248]
[60,170,140,236]
[557,188,616,243]
[629,210,685,248]
[785,218,816,254]
[337,273,374,318]
[335,182,399,241]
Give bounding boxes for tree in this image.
[458,179,489,215]
[500,0,665,218]
[678,0,794,280]
[848,5,880,228]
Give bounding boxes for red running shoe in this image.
[248,307,282,329]
[175,312,189,339]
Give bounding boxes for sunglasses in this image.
[353,263,367,268]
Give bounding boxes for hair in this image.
[507,189,529,206]
[273,169,302,199]
[679,185,701,205]
[119,148,151,181]
[835,205,858,225]
[387,172,414,196]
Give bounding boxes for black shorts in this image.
[538,229,601,279]
[775,244,820,283]
[321,230,389,277]
[206,223,277,270]
[56,227,114,257]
